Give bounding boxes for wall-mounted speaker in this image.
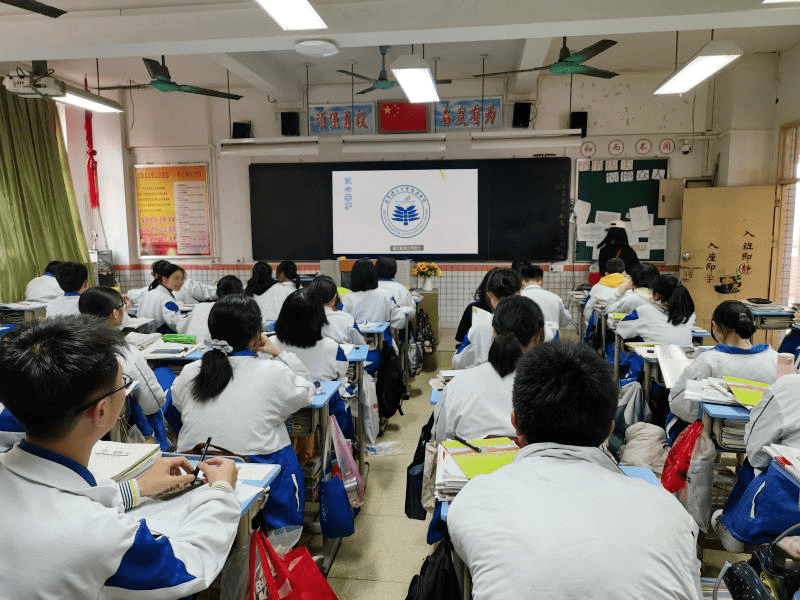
[570,111,588,138]
[231,121,252,139]
[511,102,531,128]
[281,112,300,136]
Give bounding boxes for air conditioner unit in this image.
[3,73,65,97]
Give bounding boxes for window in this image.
[778,123,800,306]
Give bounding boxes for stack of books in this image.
[434,437,519,502]
[743,300,794,329]
[124,331,162,350]
[87,441,162,482]
[715,420,746,451]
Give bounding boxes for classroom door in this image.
[679,186,777,331]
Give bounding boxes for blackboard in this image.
[575,158,668,262]
[249,157,571,261]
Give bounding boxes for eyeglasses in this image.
[74,373,134,415]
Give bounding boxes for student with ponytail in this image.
[616,274,696,346]
[434,296,543,442]
[255,260,300,321]
[171,294,315,530]
[669,300,778,423]
[138,262,191,333]
[245,261,276,297]
[452,268,522,370]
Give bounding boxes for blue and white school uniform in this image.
[452,306,493,370]
[0,441,239,599]
[342,288,406,330]
[255,281,297,321]
[172,350,315,528]
[669,344,778,422]
[521,284,571,341]
[606,287,652,316]
[433,362,515,443]
[0,403,24,452]
[138,284,188,333]
[180,301,215,344]
[25,272,62,302]
[322,306,365,345]
[378,279,416,317]
[45,292,81,318]
[176,279,216,305]
[615,302,696,347]
[121,342,167,416]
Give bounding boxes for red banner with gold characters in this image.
[134,164,211,257]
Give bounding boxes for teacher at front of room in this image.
[598,221,640,275]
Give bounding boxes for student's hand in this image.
[137,457,197,497]
[778,537,800,560]
[255,333,282,357]
[197,457,238,488]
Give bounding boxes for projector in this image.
[3,73,65,98]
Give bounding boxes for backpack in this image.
[405,414,434,520]
[407,332,424,377]
[376,344,405,419]
[416,307,436,353]
[405,535,462,600]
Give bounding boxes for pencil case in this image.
[162,334,197,344]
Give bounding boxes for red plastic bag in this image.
[249,529,338,600]
[661,421,704,493]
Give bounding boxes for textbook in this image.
[435,438,519,501]
[721,376,769,408]
[88,441,161,482]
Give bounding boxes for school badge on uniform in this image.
[380,184,431,238]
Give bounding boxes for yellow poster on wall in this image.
[134,164,211,257]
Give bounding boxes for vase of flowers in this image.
[413,262,442,291]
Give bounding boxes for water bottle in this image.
[776,353,797,379]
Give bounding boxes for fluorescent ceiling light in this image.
[54,87,124,113]
[390,54,439,103]
[654,40,742,95]
[253,0,327,30]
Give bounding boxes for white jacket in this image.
[521,284,571,341]
[0,403,24,452]
[615,302,696,346]
[254,282,296,321]
[433,361,515,442]
[342,288,405,329]
[176,279,216,305]
[377,279,415,315]
[275,337,348,382]
[180,301,214,343]
[25,273,62,302]
[45,293,81,318]
[120,342,167,415]
[138,285,188,332]
[448,443,702,600]
[669,345,778,422]
[127,286,147,312]
[0,442,239,599]
[322,306,365,345]
[583,281,623,320]
[452,307,493,370]
[607,287,652,315]
[746,374,800,469]
[173,352,314,456]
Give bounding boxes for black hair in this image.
[350,258,379,292]
[148,262,184,291]
[245,261,275,296]
[604,257,626,274]
[275,288,327,348]
[598,226,629,249]
[653,275,695,326]
[485,268,521,306]
[712,300,755,340]
[517,261,544,282]
[309,275,338,304]
[0,316,125,440]
[473,269,494,304]
[192,294,262,402]
[276,260,300,289]
[375,256,398,279]
[54,261,88,293]
[150,259,170,278]
[629,263,659,289]
[512,341,617,446]
[488,296,544,377]
[44,260,62,275]
[79,286,123,318]
[216,275,244,299]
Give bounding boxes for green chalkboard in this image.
[575,158,668,263]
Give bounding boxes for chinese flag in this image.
[378,101,429,133]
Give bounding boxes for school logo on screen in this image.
[380,185,431,238]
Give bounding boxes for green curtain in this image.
[0,87,90,302]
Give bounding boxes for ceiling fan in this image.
[0,0,65,18]
[336,45,452,95]
[474,37,619,79]
[99,56,242,100]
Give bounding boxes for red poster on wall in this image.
[378,101,429,133]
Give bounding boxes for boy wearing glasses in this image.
[0,316,240,599]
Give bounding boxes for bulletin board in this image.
[574,158,668,263]
[134,163,211,257]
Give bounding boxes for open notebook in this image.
[88,441,161,482]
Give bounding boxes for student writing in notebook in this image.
[0,316,239,599]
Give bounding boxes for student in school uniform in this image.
[255,260,300,321]
[434,296,544,442]
[182,275,244,344]
[175,275,216,306]
[452,268,521,370]
[598,221,639,276]
[45,261,88,318]
[376,256,416,317]
[0,316,240,599]
[447,341,702,600]
[126,259,170,312]
[669,300,778,423]
[455,270,493,344]
[171,294,315,532]
[615,274,696,347]
[138,262,190,334]
[309,275,365,345]
[605,262,659,316]
[341,258,405,329]
[245,260,276,298]
[516,261,571,341]
[583,257,628,321]
[24,260,63,302]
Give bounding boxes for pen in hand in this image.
[454,435,482,453]
[193,436,212,479]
